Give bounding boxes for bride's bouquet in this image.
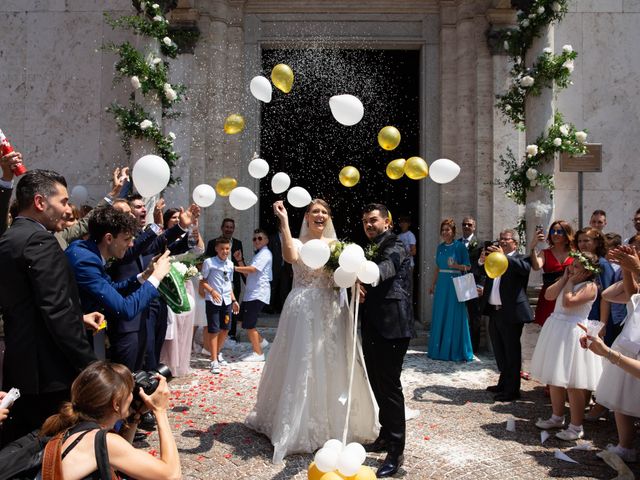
[157,256,202,314]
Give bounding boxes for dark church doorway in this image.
[258,48,421,293]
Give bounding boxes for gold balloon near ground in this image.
[307,462,323,480]
[377,126,401,150]
[223,114,245,134]
[271,63,294,93]
[485,251,509,279]
[215,177,237,197]
[345,466,378,480]
[339,166,360,187]
[404,156,429,180]
[386,158,406,180]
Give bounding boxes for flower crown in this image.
[568,251,601,275]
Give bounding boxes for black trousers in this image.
[144,300,168,371]
[361,326,410,456]
[109,327,147,372]
[488,308,523,396]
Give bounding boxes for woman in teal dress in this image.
[428,218,474,361]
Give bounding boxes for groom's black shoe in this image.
[376,453,404,478]
[363,437,389,453]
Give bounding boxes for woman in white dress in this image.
[530,251,603,442]
[246,199,378,464]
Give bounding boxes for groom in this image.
[359,203,414,477]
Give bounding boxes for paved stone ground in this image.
[134,320,640,479]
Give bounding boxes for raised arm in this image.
[273,201,298,264]
[529,231,546,271]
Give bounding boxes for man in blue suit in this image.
[66,206,172,370]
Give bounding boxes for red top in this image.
[534,248,574,326]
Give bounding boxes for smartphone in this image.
[536,224,544,234]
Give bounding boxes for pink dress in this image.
[160,281,195,377]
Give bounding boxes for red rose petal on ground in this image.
[424,436,430,440]
[224,453,232,459]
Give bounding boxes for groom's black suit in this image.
[361,230,413,456]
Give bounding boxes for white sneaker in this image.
[535,416,565,429]
[201,346,211,356]
[607,444,637,462]
[210,360,221,374]
[241,352,265,362]
[217,353,228,365]
[556,427,584,441]
[260,338,269,349]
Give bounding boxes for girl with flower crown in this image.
[530,251,603,441]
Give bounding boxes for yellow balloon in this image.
[308,462,324,480]
[485,251,509,279]
[378,126,401,151]
[224,114,245,134]
[344,466,377,480]
[339,166,360,187]
[318,472,344,480]
[386,158,406,180]
[215,177,237,197]
[404,156,429,180]
[271,63,294,93]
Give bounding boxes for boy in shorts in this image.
[234,228,272,362]
[201,237,239,373]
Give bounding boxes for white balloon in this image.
[338,244,366,273]
[314,447,339,473]
[249,75,272,103]
[323,439,344,453]
[192,184,216,207]
[228,186,257,210]
[70,185,88,205]
[248,157,269,179]
[333,267,358,288]
[344,442,367,465]
[429,158,461,184]
[292,238,304,252]
[300,239,331,269]
[132,154,170,197]
[287,186,312,208]
[271,172,291,194]
[357,260,380,284]
[329,94,364,126]
[336,448,362,477]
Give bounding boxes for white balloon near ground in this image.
[334,267,358,288]
[192,184,216,207]
[329,94,364,126]
[336,448,363,477]
[132,154,170,197]
[248,157,269,179]
[357,260,380,284]
[429,158,461,184]
[228,186,257,210]
[271,172,291,194]
[70,185,88,205]
[249,75,272,103]
[343,442,367,465]
[300,239,331,269]
[323,439,344,453]
[338,244,366,273]
[314,447,339,473]
[287,186,312,208]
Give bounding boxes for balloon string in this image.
[342,282,360,445]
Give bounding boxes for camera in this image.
[132,364,172,409]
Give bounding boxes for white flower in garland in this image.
[553,137,562,147]
[139,119,153,130]
[504,40,509,51]
[152,57,162,65]
[528,13,536,19]
[559,124,570,136]
[543,47,553,55]
[575,131,588,143]
[537,6,545,14]
[562,44,573,53]
[169,132,176,140]
[163,83,178,102]
[505,105,512,112]
[152,3,160,9]
[562,59,575,73]
[526,144,539,157]
[551,2,561,13]
[130,76,141,90]
[521,19,530,28]
[162,37,172,46]
[528,200,552,218]
[153,15,163,22]
[172,261,188,276]
[520,75,534,88]
[140,1,146,9]
[526,168,538,180]
[530,179,538,187]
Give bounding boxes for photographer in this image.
[39,361,180,480]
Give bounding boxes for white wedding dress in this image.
[245,251,378,464]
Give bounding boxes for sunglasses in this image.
[253,236,264,241]
[550,229,566,235]
[462,223,474,227]
[223,270,228,280]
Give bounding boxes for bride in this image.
[246,199,378,463]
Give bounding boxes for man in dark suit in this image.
[0,150,23,236]
[0,170,101,446]
[458,216,485,351]
[268,228,292,313]
[479,228,533,402]
[359,203,413,478]
[205,218,243,343]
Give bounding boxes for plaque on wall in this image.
[559,144,602,172]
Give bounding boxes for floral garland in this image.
[105,1,184,185]
[568,250,602,275]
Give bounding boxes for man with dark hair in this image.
[65,206,172,369]
[359,203,413,478]
[458,216,485,351]
[589,209,607,231]
[0,169,102,445]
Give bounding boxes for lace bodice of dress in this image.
[552,281,595,319]
[291,257,335,290]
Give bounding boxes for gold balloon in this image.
[345,466,377,480]
[307,462,324,480]
[378,126,401,151]
[404,156,429,180]
[318,472,343,480]
[223,114,245,134]
[339,166,360,187]
[485,251,509,279]
[271,63,294,93]
[215,177,237,197]
[386,158,406,180]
